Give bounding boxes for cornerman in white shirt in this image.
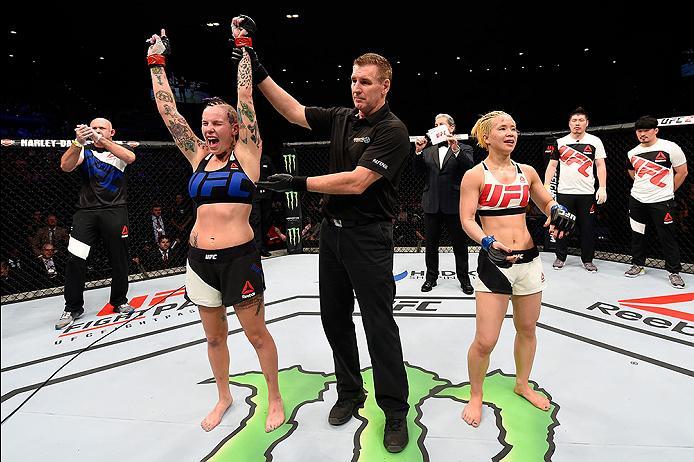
[625,116,688,288]
[544,107,607,272]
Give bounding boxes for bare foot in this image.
[201,396,233,432]
[461,396,482,427]
[265,398,285,432]
[514,384,550,411]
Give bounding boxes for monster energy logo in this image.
[283,154,297,173]
[287,227,301,247]
[285,191,299,210]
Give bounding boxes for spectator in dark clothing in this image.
[135,235,183,271]
[169,194,194,243]
[33,243,65,288]
[33,214,69,256]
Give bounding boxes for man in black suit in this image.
[413,114,474,294]
[137,235,183,272]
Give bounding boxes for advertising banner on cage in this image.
[281,147,303,254]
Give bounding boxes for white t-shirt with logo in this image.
[554,133,607,195]
[628,138,687,203]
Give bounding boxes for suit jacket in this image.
[33,226,69,255]
[413,143,474,214]
[142,246,184,271]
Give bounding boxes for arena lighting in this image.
[518,52,524,56]
[456,56,461,60]
[282,68,287,72]
[286,14,299,19]
[205,23,220,27]
[584,48,590,52]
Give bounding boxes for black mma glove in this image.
[481,235,513,269]
[236,15,257,42]
[550,204,576,234]
[146,32,171,67]
[256,174,307,193]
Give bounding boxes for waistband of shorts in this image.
[188,240,257,261]
[482,246,538,264]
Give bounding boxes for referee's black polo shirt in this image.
[304,103,410,222]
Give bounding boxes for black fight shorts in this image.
[185,241,265,308]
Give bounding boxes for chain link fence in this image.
[286,121,694,274]
[2,120,692,303]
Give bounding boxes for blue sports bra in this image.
[188,152,255,208]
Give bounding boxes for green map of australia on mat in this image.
[201,363,559,461]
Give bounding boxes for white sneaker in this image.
[55,309,84,330]
[669,273,685,289]
[552,259,565,270]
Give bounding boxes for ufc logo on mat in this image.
[631,157,668,188]
[479,184,529,208]
[558,146,593,177]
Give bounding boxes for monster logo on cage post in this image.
[286,217,303,254]
[285,191,299,211]
[283,148,298,174]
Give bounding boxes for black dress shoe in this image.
[460,279,474,295]
[420,281,437,292]
[383,417,409,453]
[328,393,367,426]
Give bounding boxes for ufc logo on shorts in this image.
[558,146,593,177]
[479,184,529,208]
[631,157,668,188]
[205,254,218,260]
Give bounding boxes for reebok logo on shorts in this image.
[664,213,673,224]
[241,281,256,299]
[121,225,129,238]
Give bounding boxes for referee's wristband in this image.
[72,139,84,148]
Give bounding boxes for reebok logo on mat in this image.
[618,292,694,322]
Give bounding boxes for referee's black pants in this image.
[424,211,470,283]
[64,206,130,313]
[319,219,409,418]
[629,197,681,273]
[555,193,596,263]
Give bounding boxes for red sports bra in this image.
[477,161,530,216]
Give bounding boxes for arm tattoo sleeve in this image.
[156,91,174,103]
[167,116,196,153]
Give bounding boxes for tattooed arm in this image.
[235,48,261,180]
[148,31,205,166]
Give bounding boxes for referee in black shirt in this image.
[56,118,136,330]
[255,52,410,452]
